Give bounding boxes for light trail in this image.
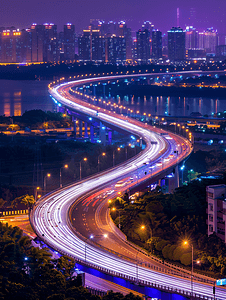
[30,74,225,299]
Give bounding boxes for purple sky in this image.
[1,0,226,34]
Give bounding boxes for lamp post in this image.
[44,173,51,193]
[98,152,106,172]
[113,147,120,167]
[60,164,68,188]
[180,164,185,186]
[34,186,40,201]
[80,158,87,180]
[112,207,121,229]
[184,241,194,299]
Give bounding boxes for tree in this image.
[12,194,35,209]
[172,246,183,261]
[56,255,75,279]
[180,253,192,266]
[162,244,172,259]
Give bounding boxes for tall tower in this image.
[30,24,44,62]
[152,30,162,59]
[168,27,185,61]
[177,8,180,27]
[136,29,151,63]
[64,23,75,62]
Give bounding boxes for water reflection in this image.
[14,91,21,116]
[3,92,10,116]
[117,95,226,117]
[0,80,54,116]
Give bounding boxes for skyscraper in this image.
[152,30,162,59]
[64,23,75,62]
[136,29,151,63]
[168,27,185,61]
[185,26,199,49]
[78,28,104,62]
[106,35,126,64]
[0,28,30,63]
[43,23,58,62]
[30,24,44,62]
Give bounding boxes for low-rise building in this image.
[206,184,226,242]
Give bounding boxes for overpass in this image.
[30,73,225,300]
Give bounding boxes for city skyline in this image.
[1,0,226,34]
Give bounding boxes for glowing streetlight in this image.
[98,152,106,172]
[60,164,68,188]
[44,173,51,193]
[80,158,87,180]
[35,186,40,201]
[112,207,121,229]
[183,240,194,299]
[113,147,120,167]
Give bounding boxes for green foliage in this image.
[0,223,144,299]
[180,253,192,266]
[13,194,35,208]
[155,240,168,252]
[172,246,183,261]
[162,244,172,259]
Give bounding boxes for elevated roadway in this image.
[30,74,225,299]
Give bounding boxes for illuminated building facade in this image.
[78,28,104,62]
[0,28,30,63]
[106,35,126,64]
[185,26,199,49]
[168,27,185,61]
[63,23,75,62]
[136,29,151,63]
[30,24,44,62]
[152,30,162,59]
[43,23,58,62]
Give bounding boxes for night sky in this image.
[1,0,226,34]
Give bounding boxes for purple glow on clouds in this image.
[0,0,226,34]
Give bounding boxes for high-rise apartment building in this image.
[142,21,154,32]
[136,29,151,63]
[168,27,185,61]
[117,22,132,60]
[43,23,58,62]
[203,28,218,53]
[106,35,126,64]
[185,26,199,49]
[0,28,31,63]
[78,28,104,62]
[30,23,59,63]
[30,24,44,62]
[152,30,162,59]
[63,23,75,62]
[206,185,226,243]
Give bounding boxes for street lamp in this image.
[60,164,68,188]
[44,173,51,193]
[113,147,120,167]
[184,240,194,299]
[80,158,87,180]
[98,152,106,172]
[180,164,185,185]
[34,186,40,201]
[112,207,121,229]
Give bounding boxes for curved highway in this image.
[30,73,225,300]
